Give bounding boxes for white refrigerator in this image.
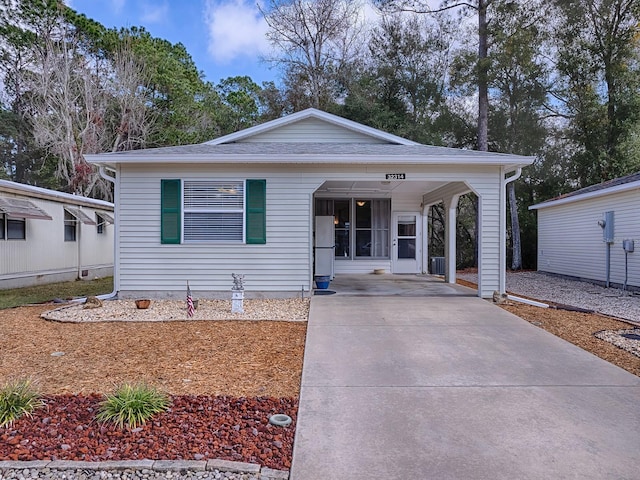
[314,216,335,278]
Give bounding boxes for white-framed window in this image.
[315,198,391,259]
[1,213,26,240]
[96,214,105,234]
[64,211,77,242]
[183,180,245,242]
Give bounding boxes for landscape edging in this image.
[0,459,288,479]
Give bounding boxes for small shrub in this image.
[0,379,44,428]
[96,383,170,429]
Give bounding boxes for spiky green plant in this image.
[0,379,44,428]
[96,383,170,429]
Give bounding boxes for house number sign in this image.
[385,173,406,180]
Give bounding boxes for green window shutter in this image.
[161,179,181,244]
[246,179,266,244]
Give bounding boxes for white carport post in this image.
[444,194,460,284]
[421,203,429,274]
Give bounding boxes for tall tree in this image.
[18,20,155,197]
[261,0,364,110]
[339,12,453,142]
[552,0,640,186]
[376,0,494,151]
[487,0,549,269]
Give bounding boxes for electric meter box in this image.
[623,239,635,253]
[602,211,614,243]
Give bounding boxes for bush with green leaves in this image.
[96,383,170,429]
[0,379,44,428]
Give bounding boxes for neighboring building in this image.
[0,180,114,289]
[530,172,639,290]
[86,108,533,299]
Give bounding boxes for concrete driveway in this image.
[290,281,640,479]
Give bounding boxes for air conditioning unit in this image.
[430,257,445,275]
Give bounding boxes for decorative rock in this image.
[83,296,103,309]
[492,291,507,305]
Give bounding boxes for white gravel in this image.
[594,328,640,358]
[42,298,309,323]
[457,271,640,323]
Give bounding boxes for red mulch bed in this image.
[0,395,297,471]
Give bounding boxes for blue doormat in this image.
[314,290,336,295]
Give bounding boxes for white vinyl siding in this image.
[114,164,505,297]
[240,117,388,144]
[536,188,639,288]
[0,193,114,288]
[117,164,321,294]
[183,180,244,242]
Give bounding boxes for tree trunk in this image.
[508,181,522,270]
[477,1,489,152]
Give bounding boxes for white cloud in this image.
[204,0,270,64]
[140,1,169,24]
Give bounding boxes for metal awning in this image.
[0,197,52,220]
[97,211,114,224]
[64,206,96,225]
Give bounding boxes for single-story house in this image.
[530,172,639,290]
[0,179,114,289]
[86,108,533,299]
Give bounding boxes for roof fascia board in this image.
[86,153,534,167]
[529,181,640,210]
[204,108,420,146]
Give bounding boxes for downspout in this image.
[499,167,522,294]
[76,214,82,280]
[98,165,118,300]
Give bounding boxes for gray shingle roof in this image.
[542,171,640,203]
[529,171,640,210]
[88,142,532,165]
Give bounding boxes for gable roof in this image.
[85,108,534,171]
[205,108,420,146]
[529,171,640,210]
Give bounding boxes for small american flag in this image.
[186,281,194,318]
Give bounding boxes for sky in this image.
[68,0,277,85]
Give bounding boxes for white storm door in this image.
[392,212,421,274]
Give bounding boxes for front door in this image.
[392,212,421,274]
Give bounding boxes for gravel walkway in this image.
[457,271,640,323]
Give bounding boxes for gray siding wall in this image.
[240,117,388,143]
[537,189,639,288]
